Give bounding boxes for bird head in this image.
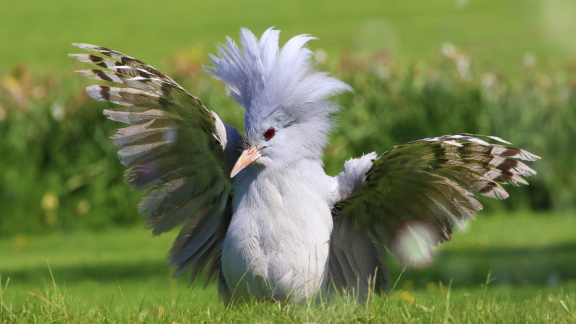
[205,27,352,177]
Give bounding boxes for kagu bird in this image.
[70,28,539,303]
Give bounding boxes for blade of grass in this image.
[444,279,452,322]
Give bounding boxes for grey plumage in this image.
[70,28,539,303]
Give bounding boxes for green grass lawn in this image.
[1,282,575,323]
[1,212,575,322]
[2,0,576,74]
[1,227,218,309]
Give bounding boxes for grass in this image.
[1,280,575,323]
[392,212,576,288]
[2,0,576,73]
[1,212,575,322]
[0,227,218,309]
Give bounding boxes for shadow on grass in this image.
[3,244,576,289]
[2,260,176,286]
[387,243,576,288]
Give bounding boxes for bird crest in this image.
[205,28,352,130]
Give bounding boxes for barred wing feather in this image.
[330,134,539,295]
[70,44,241,284]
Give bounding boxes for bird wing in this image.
[330,134,539,295]
[70,44,242,285]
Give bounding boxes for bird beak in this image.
[230,146,262,178]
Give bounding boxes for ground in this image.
[1,212,575,322]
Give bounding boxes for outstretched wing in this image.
[70,44,242,284]
[329,134,539,296]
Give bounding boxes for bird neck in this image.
[247,156,322,181]
[232,157,331,210]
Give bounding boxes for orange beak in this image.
[230,146,262,178]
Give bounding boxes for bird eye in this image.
[264,128,275,139]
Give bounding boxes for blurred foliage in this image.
[0,47,574,235]
[327,48,575,213]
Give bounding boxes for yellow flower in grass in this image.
[400,291,415,303]
[41,192,59,210]
[41,192,59,226]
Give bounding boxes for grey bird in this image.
[70,27,539,303]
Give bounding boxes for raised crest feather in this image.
[205,28,352,128]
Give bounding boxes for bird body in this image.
[223,161,334,300]
[70,27,539,303]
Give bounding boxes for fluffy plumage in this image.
[71,28,539,303]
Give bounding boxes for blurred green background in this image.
[1,0,575,309]
[2,0,576,73]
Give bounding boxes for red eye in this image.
[264,128,275,139]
